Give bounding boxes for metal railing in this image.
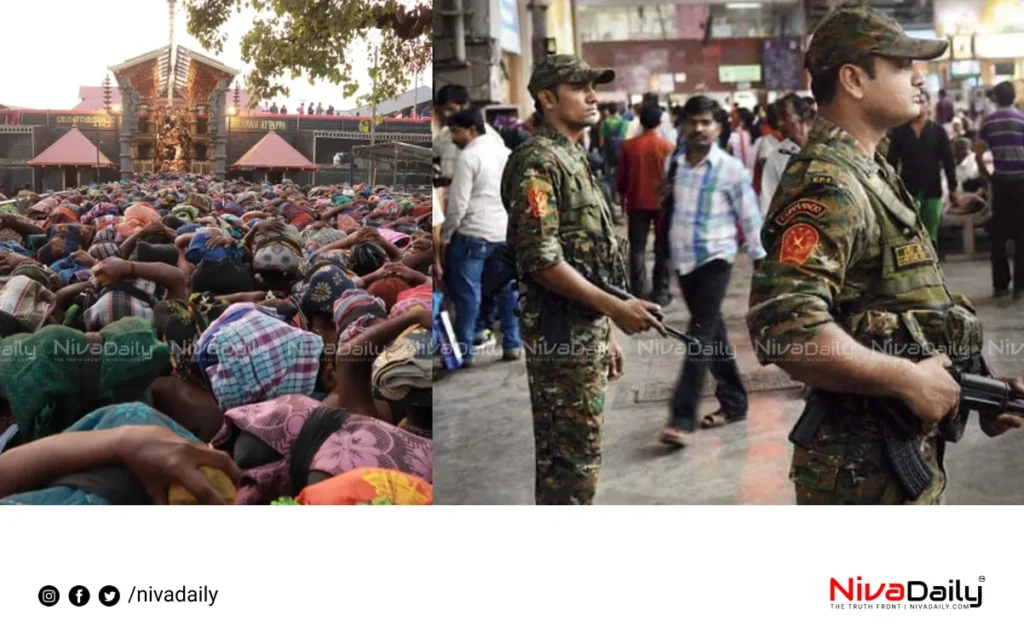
[312,130,431,142]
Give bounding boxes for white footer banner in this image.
[0,506,1015,631]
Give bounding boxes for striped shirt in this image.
[979,106,1024,176]
[667,143,766,277]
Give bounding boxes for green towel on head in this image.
[0,317,171,442]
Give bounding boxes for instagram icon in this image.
[38,586,59,607]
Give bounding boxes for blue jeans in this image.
[445,232,521,361]
[432,288,443,350]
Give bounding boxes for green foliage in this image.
[270,496,300,505]
[184,0,431,107]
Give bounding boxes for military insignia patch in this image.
[779,223,819,264]
[527,189,549,219]
[809,175,836,186]
[775,199,828,225]
[893,243,931,269]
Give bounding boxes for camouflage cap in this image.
[804,6,948,74]
[527,55,615,97]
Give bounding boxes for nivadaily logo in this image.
[830,576,984,610]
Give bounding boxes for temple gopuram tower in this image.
[109,0,233,179]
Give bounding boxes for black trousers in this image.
[668,259,748,430]
[627,209,670,300]
[990,178,1024,293]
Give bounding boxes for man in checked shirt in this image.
[658,95,766,447]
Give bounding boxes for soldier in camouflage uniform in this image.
[501,55,666,504]
[747,6,1024,505]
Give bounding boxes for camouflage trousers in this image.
[523,318,611,505]
[791,416,945,505]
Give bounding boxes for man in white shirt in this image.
[432,84,504,191]
[942,136,987,200]
[442,108,521,365]
[760,93,814,216]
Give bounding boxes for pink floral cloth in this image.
[213,394,432,505]
[310,415,432,481]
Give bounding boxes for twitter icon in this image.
[99,586,120,607]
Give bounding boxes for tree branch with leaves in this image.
[184,0,431,107]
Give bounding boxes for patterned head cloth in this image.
[253,235,304,274]
[94,224,119,244]
[390,283,432,319]
[300,226,346,248]
[298,262,356,318]
[0,228,24,247]
[335,214,361,234]
[528,54,615,98]
[195,303,324,410]
[804,5,948,75]
[89,242,121,262]
[210,396,432,504]
[0,275,56,333]
[295,468,433,505]
[371,324,432,401]
[333,288,387,341]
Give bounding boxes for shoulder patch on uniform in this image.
[779,223,820,264]
[805,160,840,177]
[892,243,932,269]
[808,174,836,186]
[527,189,550,219]
[775,199,828,225]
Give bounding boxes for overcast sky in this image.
[0,0,431,111]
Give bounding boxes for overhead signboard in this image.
[974,33,1024,59]
[951,60,981,77]
[718,64,762,84]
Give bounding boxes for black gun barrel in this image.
[960,372,1024,416]
[601,284,699,345]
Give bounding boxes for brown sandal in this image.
[698,409,746,429]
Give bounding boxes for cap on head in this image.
[804,5,947,75]
[527,55,615,98]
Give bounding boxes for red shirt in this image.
[616,129,675,212]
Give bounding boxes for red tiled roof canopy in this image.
[28,126,115,168]
[230,131,317,171]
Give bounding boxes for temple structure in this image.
[0,2,430,192]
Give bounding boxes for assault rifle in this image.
[792,370,1024,500]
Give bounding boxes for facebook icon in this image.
[69,585,90,607]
